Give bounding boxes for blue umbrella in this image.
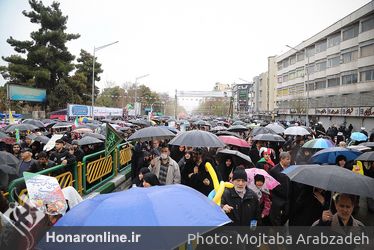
[302,138,334,149]
[56,184,230,226]
[311,147,362,164]
[350,132,368,142]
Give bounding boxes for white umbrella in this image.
[284,126,310,136]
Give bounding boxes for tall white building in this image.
[276,1,374,129]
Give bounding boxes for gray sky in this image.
[0,0,371,105]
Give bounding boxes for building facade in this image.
[232,83,254,116]
[275,1,374,129]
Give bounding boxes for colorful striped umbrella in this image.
[302,138,334,149]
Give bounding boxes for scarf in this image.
[257,157,275,167]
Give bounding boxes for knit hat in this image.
[259,147,272,157]
[232,169,247,181]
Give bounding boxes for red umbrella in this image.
[218,135,250,148]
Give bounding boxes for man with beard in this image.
[221,168,261,226]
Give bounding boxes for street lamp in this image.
[91,40,119,119]
[134,74,150,116]
[286,45,310,127]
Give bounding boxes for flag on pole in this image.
[105,123,123,156]
[15,128,20,143]
[9,109,15,124]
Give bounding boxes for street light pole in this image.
[91,40,119,119]
[286,45,310,127]
[133,74,150,117]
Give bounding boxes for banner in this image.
[105,124,123,156]
[8,84,46,102]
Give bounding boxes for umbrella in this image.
[350,132,368,142]
[284,164,374,198]
[265,123,285,134]
[72,128,93,134]
[0,131,9,139]
[77,136,104,146]
[359,142,374,148]
[56,184,230,226]
[158,126,180,134]
[347,145,371,152]
[5,123,39,132]
[247,123,260,129]
[169,130,225,148]
[311,147,362,164]
[52,122,73,129]
[0,151,19,173]
[355,151,374,162]
[217,148,252,164]
[250,127,277,136]
[22,119,45,128]
[82,133,106,141]
[128,119,151,127]
[227,125,247,132]
[0,137,16,145]
[34,135,50,144]
[215,131,240,137]
[128,127,176,141]
[284,126,310,136]
[232,120,246,126]
[252,133,285,142]
[302,138,334,149]
[43,134,63,151]
[245,168,280,190]
[210,126,228,132]
[218,135,250,148]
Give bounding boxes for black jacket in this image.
[221,187,261,226]
[49,148,69,165]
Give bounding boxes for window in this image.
[315,61,327,72]
[289,71,296,80]
[341,72,358,84]
[343,23,359,41]
[307,82,315,91]
[327,33,341,48]
[315,40,327,53]
[306,64,315,74]
[283,59,289,68]
[297,52,305,61]
[277,76,283,83]
[277,62,283,70]
[361,15,374,33]
[360,43,374,58]
[283,74,289,82]
[296,67,304,78]
[327,77,340,88]
[290,56,296,65]
[360,69,374,81]
[306,46,315,57]
[315,79,326,90]
[327,55,340,68]
[341,50,358,63]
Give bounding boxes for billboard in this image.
[68,104,123,117]
[8,84,46,102]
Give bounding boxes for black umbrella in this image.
[210,126,228,132]
[22,119,45,128]
[227,125,247,132]
[34,135,51,144]
[169,130,225,148]
[82,133,106,141]
[250,127,277,136]
[265,123,285,134]
[5,123,39,132]
[284,164,374,198]
[252,133,285,142]
[0,131,9,139]
[217,149,252,163]
[52,122,73,129]
[0,151,19,174]
[128,119,151,127]
[215,131,240,137]
[77,136,104,146]
[355,151,374,162]
[128,127,175,141]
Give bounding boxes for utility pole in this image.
[174,89,178,119]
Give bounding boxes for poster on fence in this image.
[23,172,67,215]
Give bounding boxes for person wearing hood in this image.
[133,167,151,187]
[221,168,261,226]
[256,147,275,172]
[179,151,196,186]
[142,173,161,187]
[218,157,234,182]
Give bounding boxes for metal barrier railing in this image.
[6,142,133,202]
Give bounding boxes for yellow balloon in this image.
[212,181,225,205]
[224,182,234,189]
[205,162,220,192]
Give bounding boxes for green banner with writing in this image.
[105,124,123,156]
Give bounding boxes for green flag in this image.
[105,123,123,156]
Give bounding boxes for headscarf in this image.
[257,147,275,167]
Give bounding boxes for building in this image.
[232,83,254,116]
[252,56,277,119]
[276,1,374,129]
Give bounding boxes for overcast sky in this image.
[0,0,371,108]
